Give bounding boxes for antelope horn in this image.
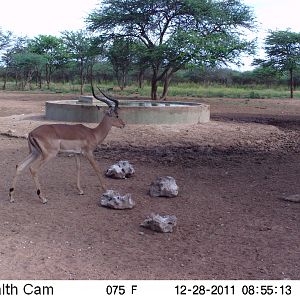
[91,84,113,108]
[97,87,119,110]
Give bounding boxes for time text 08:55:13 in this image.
[175,284,292,296]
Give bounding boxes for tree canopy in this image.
[107,38,135,90]
[61,30,100,94]
[28,35,65,88]
[254,30,300,98]
[0,28,12,51]
[87,0,256,99]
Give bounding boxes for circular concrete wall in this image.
[45,100,210,125]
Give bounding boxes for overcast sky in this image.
[0,0,99,37]
[0,0,299,70]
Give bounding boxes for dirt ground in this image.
[0,91,299,280]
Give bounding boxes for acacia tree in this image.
[107,38,135,90]
[254,30,300,98]
[62,30,96,94]
[87,0,256,99]
[0,29,13,89]
[11,52,47,90]
[0,28,12,51]
[2,36,29,89]
[28,35,66,88]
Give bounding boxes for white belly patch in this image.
[59,139,83,154]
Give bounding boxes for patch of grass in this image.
[1,80,300,99]
[114,82,300,99]
[164,83,300,99]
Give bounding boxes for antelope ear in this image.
[106,107,114,115]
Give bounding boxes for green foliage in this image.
[254,30,300,98]
[107,38,136,89]
[10,52,47,89]
[87,0,257,99]
[61,30,101,94]
[157,82,298,99]
[12,52,46,68]
[28,35,63,58]
[264,30,300,70]
[85,81,300,99]
[3,3,300,100]
[0,28,12,51]
[61,30,93,60]
[27,35,68,88]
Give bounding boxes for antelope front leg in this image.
[85,152,106,191]
[75,155,84,195]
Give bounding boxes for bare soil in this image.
[0,91,299,280]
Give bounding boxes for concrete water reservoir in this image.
[45,99,210,125]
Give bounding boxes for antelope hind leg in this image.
[29,153,55,204]
[9,152,38,203]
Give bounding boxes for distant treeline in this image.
[0,30,299,92]
[1,62,299,91]
[1,1,300,98]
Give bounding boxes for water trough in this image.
[45,96,210,125]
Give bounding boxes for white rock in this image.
[100,190,135,209]
[280,194,300,203]
[106,164,124,179]
[141,213,177,233]
[149,176,178,197]
[4,129,16,136]
[7,129,15,134]
[118,160,135,176]
[106,160,135,179]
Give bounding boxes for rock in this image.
[149,176,178,197]
[141,213,177,233]
[7,129,16,135]
[100,190,135,209]
[280,194,300,203]
[105,164,124,179]
[106,160,135,179]
[1,129,16,137]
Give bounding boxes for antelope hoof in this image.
[9,188,15,202]
[78,190,84,195]
[41,197,48,204]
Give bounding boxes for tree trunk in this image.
[46,64,50,89]
[160,65,179,100]
[116,70,122,90]
[25,69,33,90]
[38,72,42,89]
[2,68,7,90]
[89,64,94,85]
[289,68,294,99]
[138,69,144,89]
[151,79,158,100]
[122,71,126,90]
[151,67,159,100]
[80,59,84,95]
[160,70,174,100]
[15,73,18,89]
